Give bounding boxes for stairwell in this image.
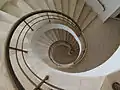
[0,0,120,90]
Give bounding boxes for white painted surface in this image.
[86,0,120,22]
[62,0,69,15]
[24,0,49,10]
[46,0,56,10]
[99,0,120,22]
[78,4,92,26]
[73,0,85,21]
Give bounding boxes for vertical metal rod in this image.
[34,75,49,90]
[24,20,34,31]
[9,47,28,53]
[47,13,51,23]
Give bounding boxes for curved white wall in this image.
[74,45,120,76]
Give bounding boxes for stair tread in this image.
[0,21,12,32]
[0,0,7,9]
[54,29,60,40]
[78,4,92,27]
[73,0,85,21]
[0,10,18,23]
[69,0,77,18]
[81,11,97,30]
[24,0,49,10]
[62,0,69,15]
[46,0,56,10]
[53,0,62,12]
[17,0,34,15]
[45,30,57,42]
[37,36,52,47]
[1,2,23,17]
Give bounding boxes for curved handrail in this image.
[5,10,83,90]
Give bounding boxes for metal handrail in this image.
[97,0,105,11]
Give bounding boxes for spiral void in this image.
[31,22,86,68]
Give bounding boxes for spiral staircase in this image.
[1,0,120,90]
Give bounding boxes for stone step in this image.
[81,11,97,30]
[77,4,92,27]
[53,0,62,12]
[24,0,49,10]
[17,0,34,15]
[69,0,77,18]
[61,0,69,15]
[73,0,85,22]
[0,0,7,9]
[45,0,56,10]
[1,2,23,17]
